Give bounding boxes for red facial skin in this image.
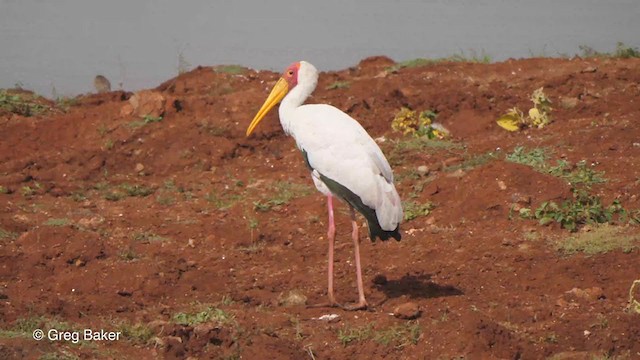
[283,62,300,88]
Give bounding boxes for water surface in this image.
[1,0,638,96]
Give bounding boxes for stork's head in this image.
[246,61,318,136]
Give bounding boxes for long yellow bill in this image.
[246,78,289,136]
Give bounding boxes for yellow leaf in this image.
[496,114,521,131]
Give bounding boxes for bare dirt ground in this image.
[1,56,639,359]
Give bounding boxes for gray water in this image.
[1,0,639,97]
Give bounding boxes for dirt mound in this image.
[1,57,639,359]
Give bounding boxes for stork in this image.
[246,61,402,310]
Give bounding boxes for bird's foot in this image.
[306,301,342,309]
[339,300,369,311]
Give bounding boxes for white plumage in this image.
[246,60,403,309]
[286,104,403,231]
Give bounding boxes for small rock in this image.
[443,157,463,167]
[581,66,597,73]
[497,180,507,190]
[278,290,307,306]
[565,287,605,301]
[559,97,579,109]
[446,169,466,179]
[135,163,145,172]
[124,90,167,118]
[417,165,430,176]
[117,290,133,297]
[148,320,169,333]
[317,314,340,322]
[193,323,217,338]
[393,302,421,320]
[77,216,103,230]
[74,258,86,267]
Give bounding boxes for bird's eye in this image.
[287,70,294,76]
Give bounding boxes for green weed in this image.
[337,324,373,346]
[128,115,163,128]
[207,191,241,210]
[119,248,138,261]
[555,224,639,255]
[506,147,606,187]
[20,182,42,197]
[43,218,71,227]
[115,321,154,345]
[104,183,155,201]
[56,96,78,111]
[325,81,350,90]
[0,228,18,240]
[213,65,248,75]
[0,89,48,116]
[253,181,311,212]
[387,51,491,72]
[173,306,234,326]
[338,322,421,348]
[444,151,497,172]
[132,231,168,243]
[403,201,435,221]
[374,322,421,348]
[520,188,626,231]
[579,42,640,59]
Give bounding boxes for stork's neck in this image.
[279,76,317,135]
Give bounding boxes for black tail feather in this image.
[317,172,401,242]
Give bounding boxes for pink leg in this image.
[327,195,337,305]
[347,206,368,310]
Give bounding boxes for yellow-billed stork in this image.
[246,61,402,310]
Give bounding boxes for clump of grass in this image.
[0,228,18,241]
[0,185,9,194]
[213,65,248,75]
[403,200,434,221]
[253,181,311,212]
[325,81,350,90]
[0,89,49,116]
[506,147,606,186]
[388,136,463,167]
[337,324,373,346]
[115,321,154,345]
[104,183,155,201]
[387,51,491,72]
[128,114,163,128]
[56,96,78,112]
[519,188,628,231]
[207,191,241,210]
[444,151,498,172]
[43,218,71,227]
[0,316,71,339]
[555,224,639,255]
[20,182,42,197]
[173,306,234,326]
[119,248,138,261]
[132,231,168,243]
[338,322,421,348]
[505,146,549,168]
[374,322,421,348]
[579,42,640,59]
